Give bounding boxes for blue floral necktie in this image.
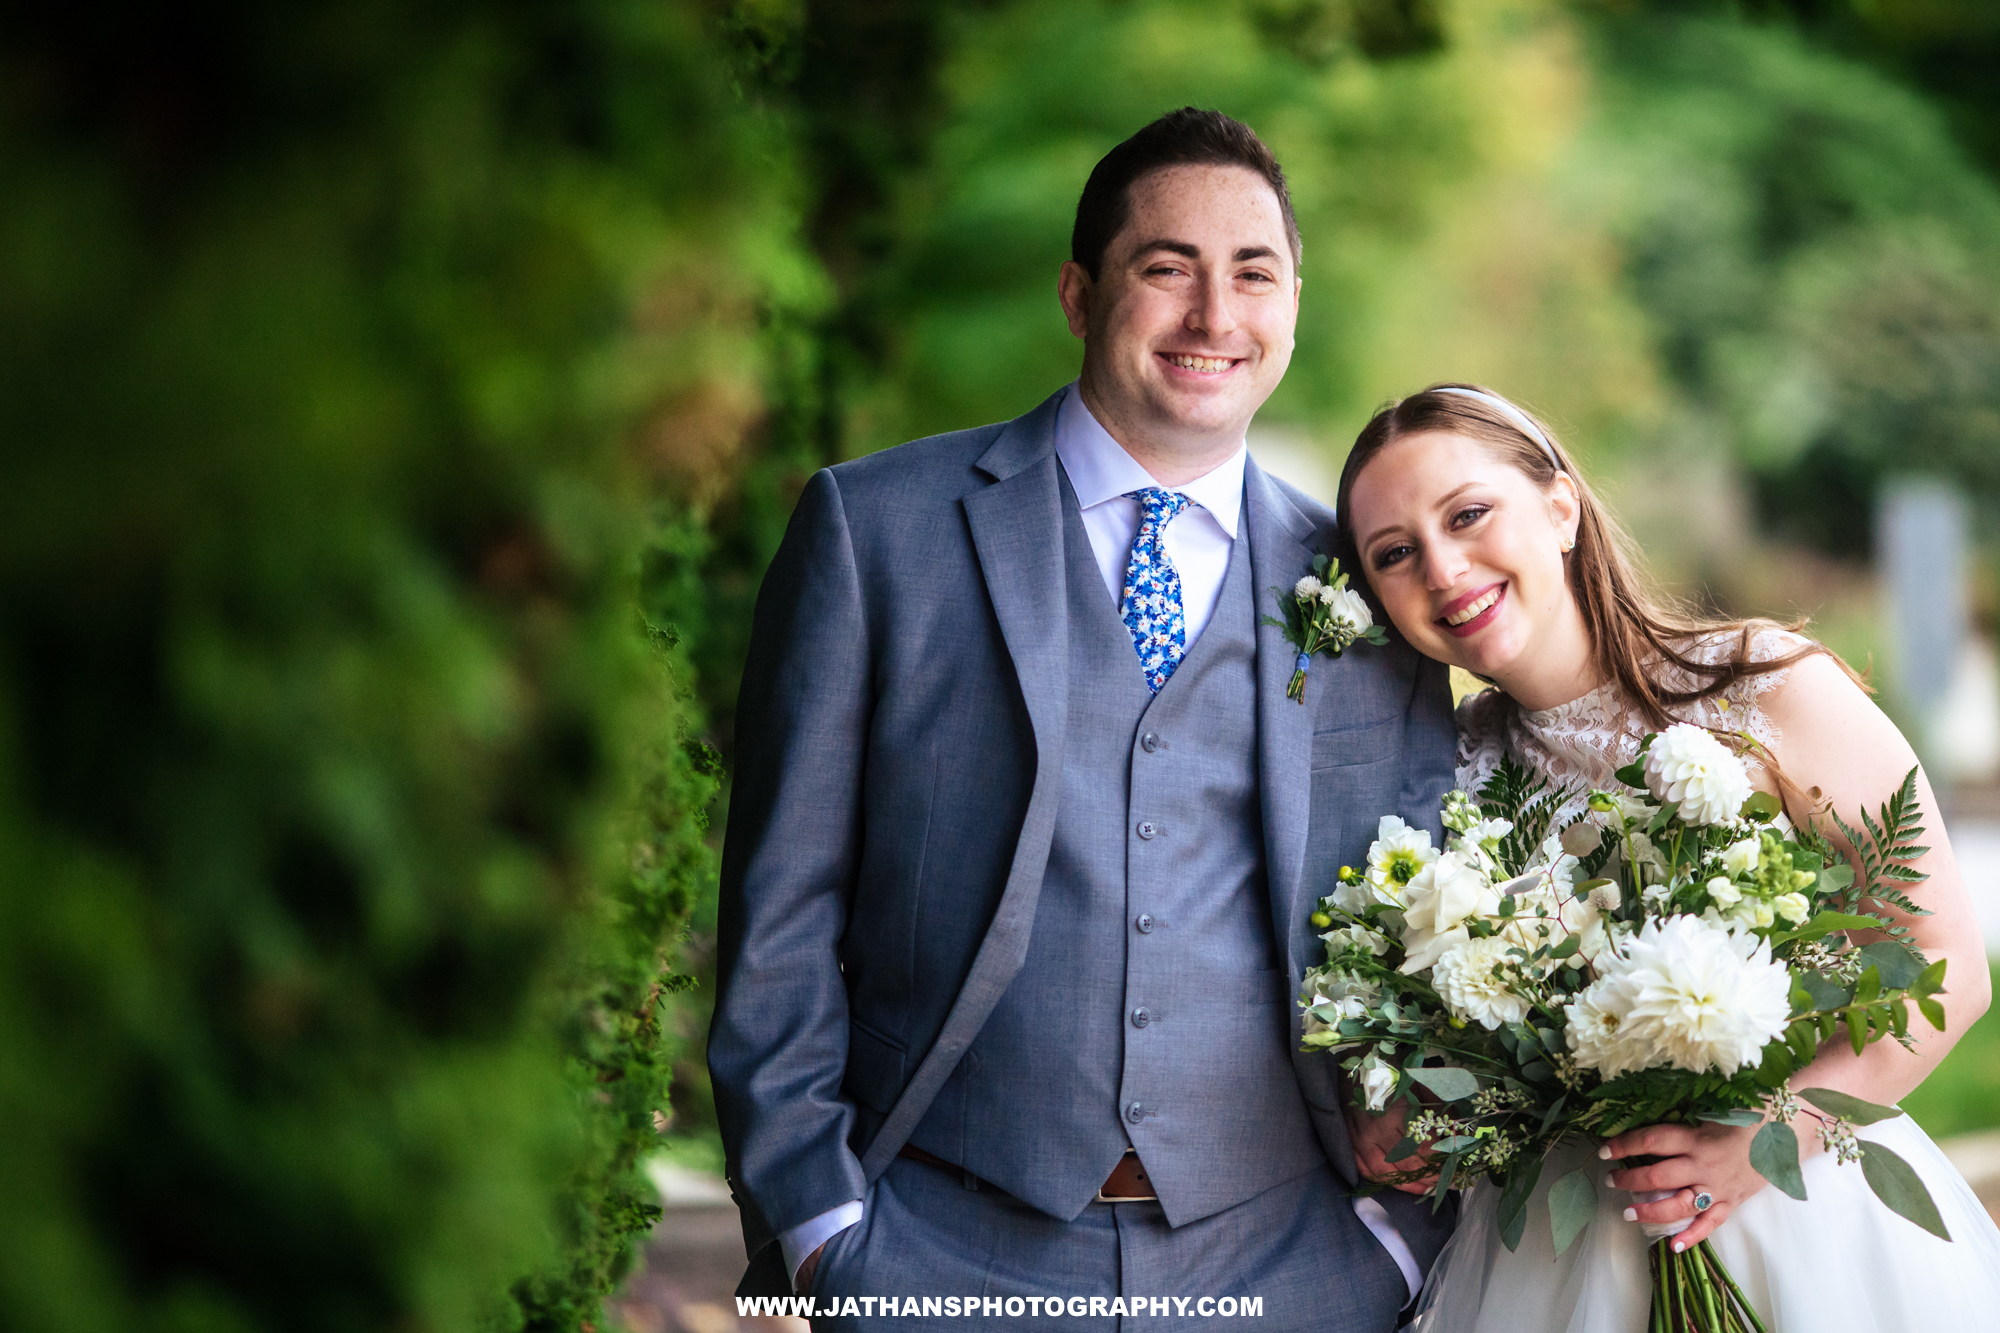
[1120,488,1195,694]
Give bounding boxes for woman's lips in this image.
[1438,582,1505,638]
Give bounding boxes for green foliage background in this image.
[3,1,1999,1331]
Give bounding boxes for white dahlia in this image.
[1588,915,1792,1077]
[1432,936,1532,1030]
[1398,850,1500,973]
[1564,982,1647,1077]
[1643,723,1754,826]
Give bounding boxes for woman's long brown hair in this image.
[1333,382,1865,731]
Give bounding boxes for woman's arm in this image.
[1608,650,1992,1246]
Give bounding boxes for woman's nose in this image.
[1423,543,1469,591]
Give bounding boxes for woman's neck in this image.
[1491,598,1602,712]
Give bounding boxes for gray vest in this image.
[907,477,1325,1225]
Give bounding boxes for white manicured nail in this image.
[1622,1207,1637,1222]
[1597,1145,1613,1160]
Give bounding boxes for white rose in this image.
[1706,876,1742,907]
[1774,892,1811,925]
[1357,1052,1398,1112]
[1294,574,1325,599]
[1643,724,1755,826]
[1399,850,1500,973]
[1720,835,1762,878]
[1320,584,1374,633]
[1432,936,1533,1030]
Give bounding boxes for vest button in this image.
[1131,1007,1151,1028]
[1134,914,1155,934]
[1136,820,1158,840]
[1126,1101,1147,1124]
[1140,731,1161,753]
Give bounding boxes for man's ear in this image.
[1057,261,1093,340]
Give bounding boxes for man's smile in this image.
[1159,352,1243,375]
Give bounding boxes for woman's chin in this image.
[1423,622,1526,683]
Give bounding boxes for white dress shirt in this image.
[1053,382,1245,645]
[774,383,1247,1289]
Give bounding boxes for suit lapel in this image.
[1246,459,1333,967]
[963,394,1068,764]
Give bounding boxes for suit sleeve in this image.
[1399,649,1458,838]
[710,467,871,1254]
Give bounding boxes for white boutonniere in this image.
[1261,554,1386,703]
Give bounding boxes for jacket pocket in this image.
[843,1014,908,1114]
[1311,718,1399,771]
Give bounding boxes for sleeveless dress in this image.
[1416,630,2000,1332]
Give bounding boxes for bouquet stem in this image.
[1645,1238,1768,1333]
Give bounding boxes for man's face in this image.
[1062,164,1300,459]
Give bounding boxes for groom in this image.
[711,108,1456,1329]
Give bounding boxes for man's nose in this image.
[1184,269,1238,339]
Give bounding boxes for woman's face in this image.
[1346,430,1580,684]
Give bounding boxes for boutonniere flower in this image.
[1261,554,1386,703]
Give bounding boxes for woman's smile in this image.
[1440,581,1506,636]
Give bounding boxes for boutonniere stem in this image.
[1261,555,1387,703]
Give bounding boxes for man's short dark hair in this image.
[1071,107,1300,280]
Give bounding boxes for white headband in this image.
[1433,386,1561,469]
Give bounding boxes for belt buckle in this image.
[1094,1152,1158,1204]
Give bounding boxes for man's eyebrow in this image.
[1131,239,1200,261]
[1234,245,1279,263]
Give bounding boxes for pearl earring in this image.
[1560,536,1576,553]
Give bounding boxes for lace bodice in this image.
[1454,628,1810,820]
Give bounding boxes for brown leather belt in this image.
[898,1144,1157,1203]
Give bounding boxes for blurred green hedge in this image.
[0,2,794,1329]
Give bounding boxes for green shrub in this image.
[0,3,788,1330]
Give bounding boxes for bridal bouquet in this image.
[1301,724,1951,1333]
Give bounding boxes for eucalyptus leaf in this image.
[1800,972,1852,1013]
[1741,791,1782,821]
[1856,940,1925,990]
[1750,1120,1808,1200]
[1386,1135,1418,1164]
[1497,1156,1543,1253]
[1408,1065,1479,1102]
[1548,1167,1597,1257]
[1860,1143,1951,1241]
[1797,1087,1903,1126]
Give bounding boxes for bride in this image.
[1332,383,2000,1330]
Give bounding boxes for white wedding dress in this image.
[1419,630,2000,1332]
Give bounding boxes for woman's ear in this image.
[1549,471,1581,545]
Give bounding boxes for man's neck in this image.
[1076,378,1245,487]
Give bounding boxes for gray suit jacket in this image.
[710,388,1457,1294]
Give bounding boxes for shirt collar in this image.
[1052,382,1245,538]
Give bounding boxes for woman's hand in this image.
[1345,1098,1440,1195]
[1601,1119,1797,1248]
